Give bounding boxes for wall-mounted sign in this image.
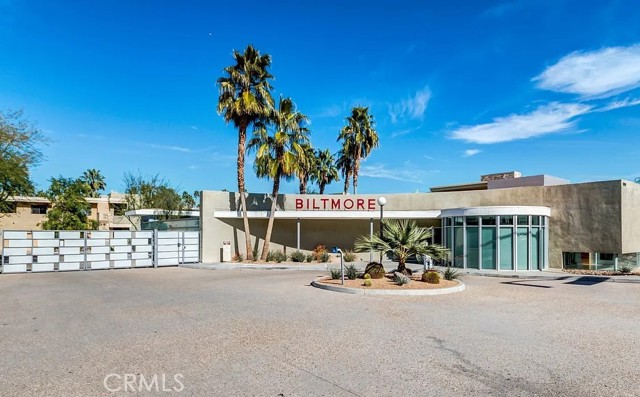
[295,197,377,211]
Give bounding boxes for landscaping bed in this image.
[316,274,458,290]
[563,269,640,276]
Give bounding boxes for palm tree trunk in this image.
[299,172,306,194]
[353,149,361,194]
[319,180,326,194]
[260,175,280,260]
[343,171,350,194]
[397,260,407,274]
[237,123,253,261]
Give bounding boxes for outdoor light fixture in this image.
[331,246,344,285]
[377,197,386,262]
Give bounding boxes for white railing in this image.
[0,230,200,273]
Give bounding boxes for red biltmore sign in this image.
[295,197,377,211]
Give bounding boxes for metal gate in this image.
[0,230,200,273]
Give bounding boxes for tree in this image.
[311,148,339,194]
[81,168,106,198]
[353,219,448,275]
[296,143,316,194]
[217,44,274,261]
[248,97,309,260]
[336,139,354,195]
[41,177,98,230]
[0,110,46,214]
[122,172,190,223]
[181,191,196,209]
[337,107,379,194]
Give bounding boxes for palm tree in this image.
[248,97,309,260]
[311,149,339,194]
[337,107,379,194]
[335,139,354,194]
[82,169,106,198]
[296,143,316,194]
[354,219,448,275]
[217,45,274,261]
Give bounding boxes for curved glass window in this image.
[442,209,548,271]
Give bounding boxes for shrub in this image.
[364,262,386,279]
[266,250,286,263]
[422,271,440,284]
[312,244,327,261]
[443,267,460,280]
[344,264,358,280]
[619,265,633,274]
[290,250,306,263]
[363,273,371,280]
[363,279,372,287]
[394,272,410,286]
[319,252,330,263]
[343,250,357,262]
[232,253,244,262]
[329,268,341,280]
[252,246,259,261]
[305,253,313,263]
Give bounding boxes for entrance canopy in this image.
[212,210,442,220]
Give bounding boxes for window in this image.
[31,204,48,214]
[113,203,127,216]
[1,202,17,213]
[599,253,614,261]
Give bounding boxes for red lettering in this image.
[313,199,320,210]
[331,198,341,210]
[296,199,303,210]
[321,198,329,209]
[368,199,376,211]
[344,199,354,209]
[356,199,365,210]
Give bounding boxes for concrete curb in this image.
[310,277,465,296]
[179,263,331,271]
[451,270,640,284]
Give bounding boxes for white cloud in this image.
[463,149,481,157]
[390,126,420,138]
[388,86,431,123]
[449,102,592,144]
[150,144,192,153]
[533,44,640,98]
[360,164,425,184]
[595,97,640,112]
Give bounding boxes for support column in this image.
[296,218,300,251]
[369,218,373,262]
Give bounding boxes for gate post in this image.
[83,231,88,271]
[153,229,158,268]
[1,230,4,274]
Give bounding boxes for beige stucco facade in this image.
[200,179,640,269]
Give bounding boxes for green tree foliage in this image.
[295,143,316,194]
[311,148,339,194]
[123,172,193,220]
[217,44,275,261]
[337,107,379,194]
[0,110,46,214]
[41,177,98,230]
[81,168,106,198]
[248,97,310,260]
[336,138,355,195]
[354,219,448,275]
[181,191,196,209]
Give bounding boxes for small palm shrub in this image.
[363,279,372,287]
[422,271,440,284]
[266,250,287,263]
[330,268,341,280]
[290,250,306,262]
[312,244,327,261]
[305,253,313,263]
[364,262,386,279]
[232,253,244,262]
[252,246,259,261]
[319,252,330,263]
[443,267,460,280]
[345,264,358,280]
[363,273,371,280]
[343,250,357,262]
[394,272,410,285]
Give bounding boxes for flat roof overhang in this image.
[213,210,442,220]
[440,206,551,217]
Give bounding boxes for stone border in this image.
[311,277,465,296]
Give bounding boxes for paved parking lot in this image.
[1,268,639,396]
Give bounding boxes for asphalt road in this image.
[0,268,639,396]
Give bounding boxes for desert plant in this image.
[252,246,259,261]
[344,264,358,280]
[290,250,306,263]
[443,266,460,280]
[422,271,440,284]
[343,250,357,262]
[266,250,286,263]
[364,262,386,279]
[363,279,372,287]
[619,265,633,274]
[394,272,410,286]
[232,253,244,262]
[319,252,330,263]
[354,219,448,275]
[330,268,342,280]
[312,244,327,261]
[305,253,313,263]
[363,273,371,280]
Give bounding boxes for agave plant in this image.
[354,219,448,275]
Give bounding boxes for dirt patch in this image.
[316,275,458,290]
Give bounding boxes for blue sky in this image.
[1,0,640,195]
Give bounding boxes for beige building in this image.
[0,194,132,231]
[200,172,640,271]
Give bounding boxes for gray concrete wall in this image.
[201,180,630,268]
